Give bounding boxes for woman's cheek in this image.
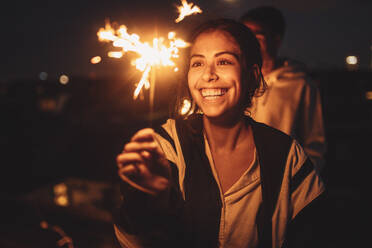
[187,70,198,88]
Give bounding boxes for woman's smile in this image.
[200,88,228,99]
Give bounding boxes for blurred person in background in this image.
[240,6,327,173]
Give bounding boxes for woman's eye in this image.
[217,59,233,65]
[191,61,202,67]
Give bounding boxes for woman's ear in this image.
[251,64,267,97]
[247,63,266,101]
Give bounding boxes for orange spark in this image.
[175,0,202,23]
[90,56,102,64]
[108,51,123,58]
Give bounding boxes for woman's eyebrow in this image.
[190,51,239,60]
[189,54,204,59]
[215,51,240,60]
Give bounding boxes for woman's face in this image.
[188,30,243,119]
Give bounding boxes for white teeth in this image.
[201,88,227,97]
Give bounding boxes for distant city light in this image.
[90,56,102,64]
[39,72,48,80]
[59,74,69,85]
[366,91,372,100]
[53,183,69,207]
[39,98,57,111]
[40,221,49,229]
[54,183,67,194]
[55,195,69,206]
[346,55,358,65]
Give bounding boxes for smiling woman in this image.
[187,30,243,120]
[175,18,265,117]
[113,18,326,248]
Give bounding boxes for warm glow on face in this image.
[346,55,358,65]
[175,0,202,23]
[97,21,189,99]
[91,56,102,64]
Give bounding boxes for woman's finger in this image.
[118,164,139,176]
[131,128,155,142]
[116,152,144,168]
[123,141,158,153]
[118,165,160,195]
[120,163,170,194]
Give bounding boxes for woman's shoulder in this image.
[249,116,294,147]
[248,117,310,170]
[249,116,283,132]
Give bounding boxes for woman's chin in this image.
[201,108,224,118]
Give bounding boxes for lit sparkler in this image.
[175,0,203,23]
[95,0,202,121]
[97,22,188,100]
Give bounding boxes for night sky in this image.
[2,0,372,81]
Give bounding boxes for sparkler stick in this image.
[149,66,156,125]
[148,28,157,126]
[97,24,189,125]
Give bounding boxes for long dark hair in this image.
[172,18,266,118]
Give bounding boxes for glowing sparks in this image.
[108,51,123,58]
[90,56,102,64]
[180,98,191,115]
[97,21,189,99]
[96,2,201,99]
[175,0,202,23]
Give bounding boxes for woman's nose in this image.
[202,64,218,82]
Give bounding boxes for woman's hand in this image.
[116,128,171,195]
